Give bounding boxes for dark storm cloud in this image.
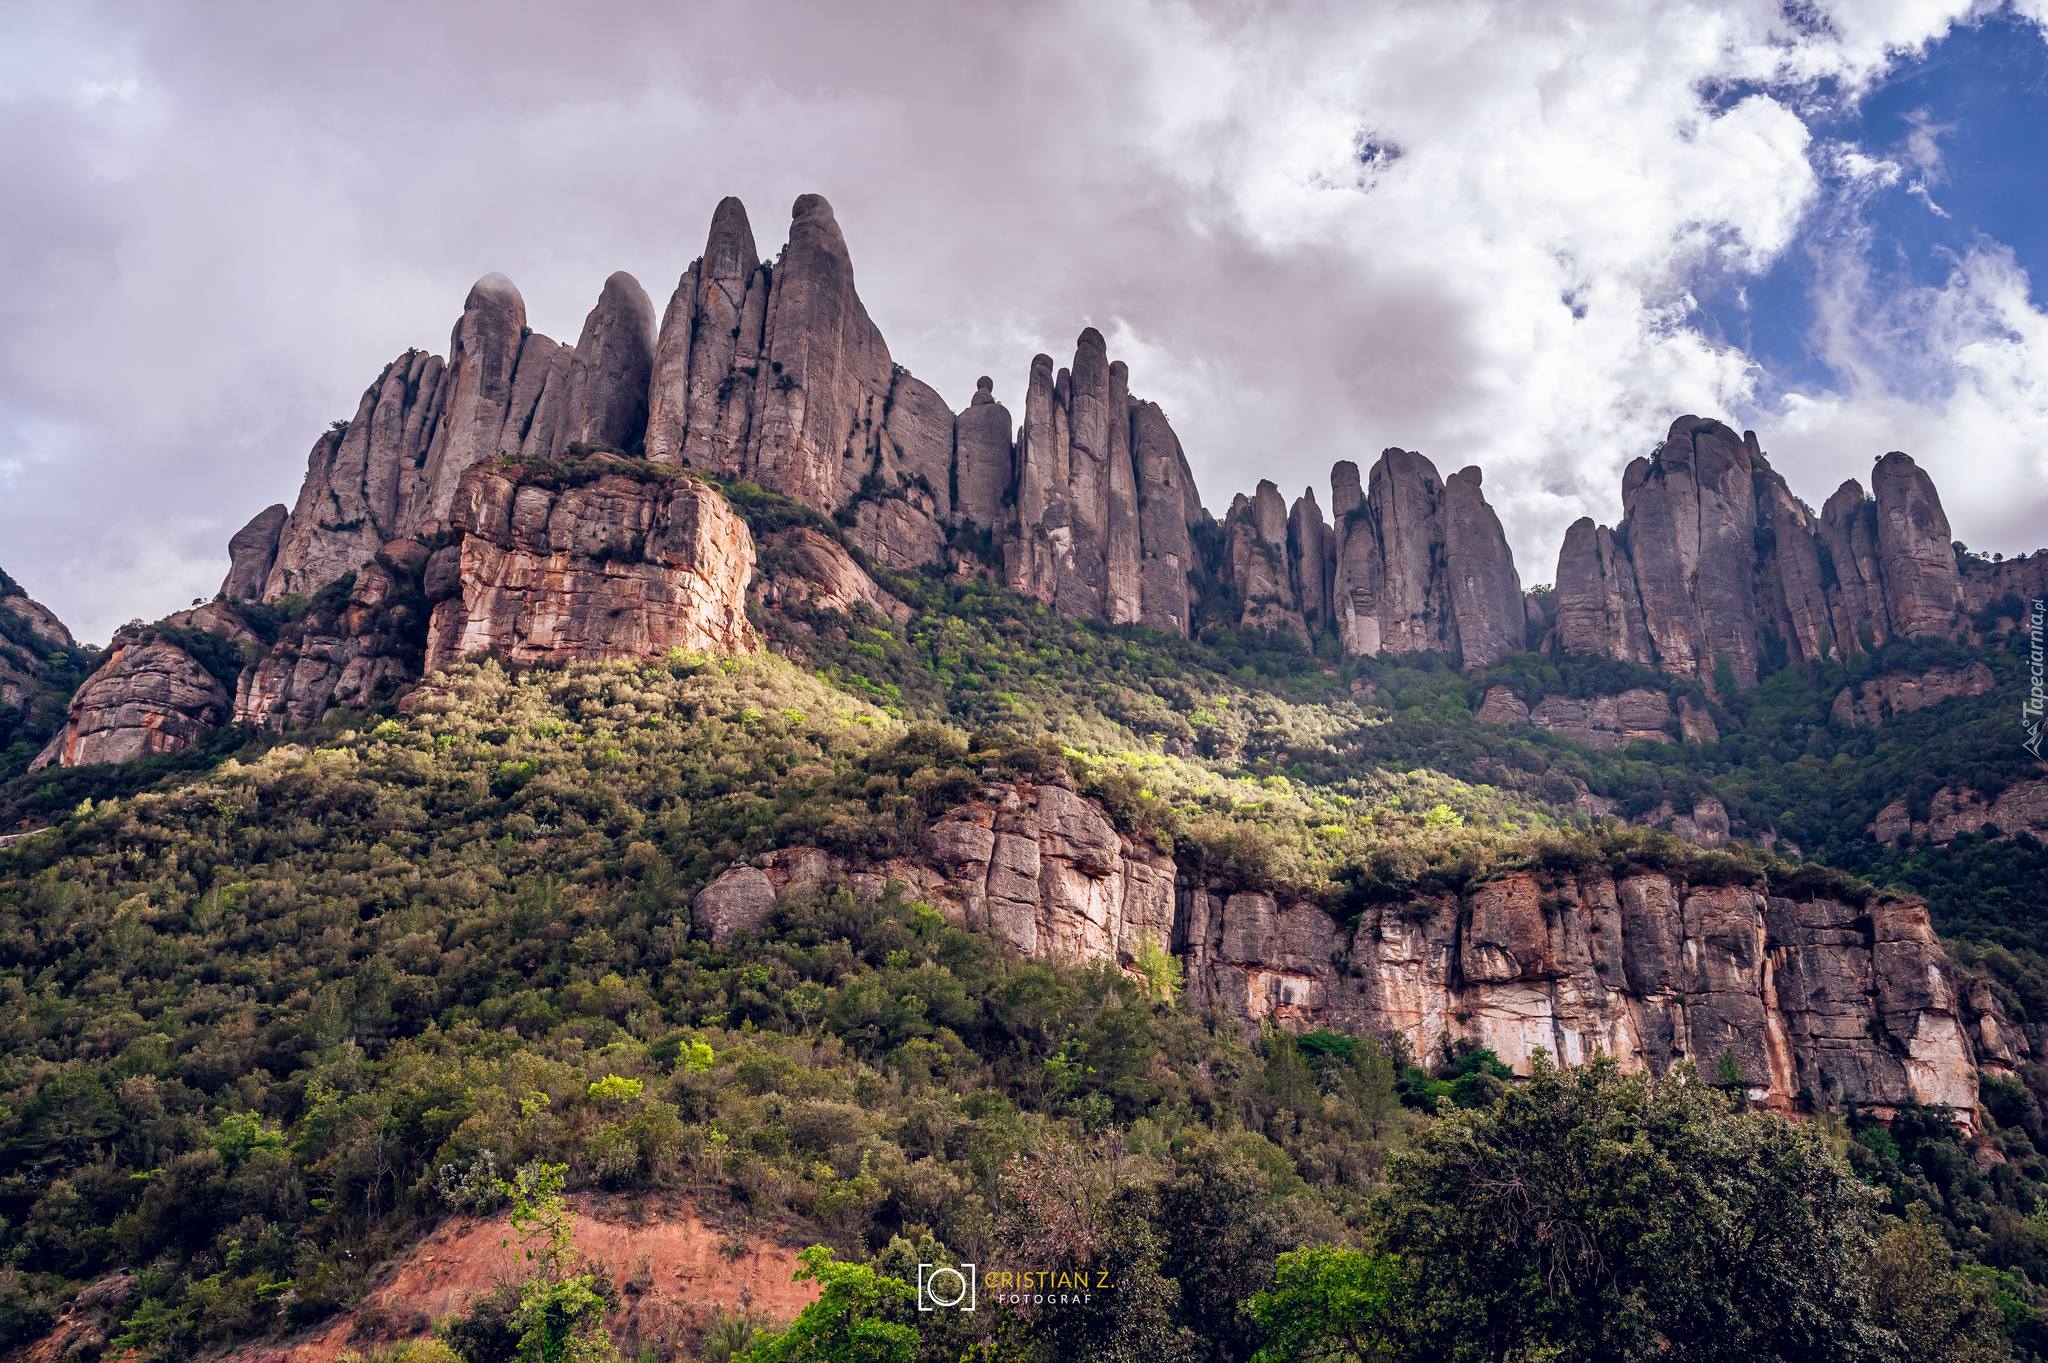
[3,0,2044,640]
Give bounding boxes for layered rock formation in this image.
[424,461,756,670]
[1872,780,2048,845]
[690,779,2006,1125]
[1473,684,1704,750]
[46,465,756,764]
[1551,419,1979,690]
[1183,868,1986,1122]
[32,606,249,769]
[1829,662,1996,728]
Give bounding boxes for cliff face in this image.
[691,781,2007,1126]
[40,465,758,764]
[424,461,756,669]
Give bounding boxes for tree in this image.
[1247,1247,1402,1363]
[1373,1057,1881,1363]
[496,1162,619,1363]
[1865,1213,2014,1363]
[735,1246,919,1363]
[1161,1139,1293,1363]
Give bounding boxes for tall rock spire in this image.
[1871,451,1964,638]
[1130,400,1199,634]
[409,273,548,534]
[555,271,656,454]
[750,194,894,511]
[1440,466,1524,667]
[953,376,1015,531]
[1287,490,1333,638]
[647,195,766,473]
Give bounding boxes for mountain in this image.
[3,194,2047,1362]
[0,570,90,784]
[25,193,2046,778]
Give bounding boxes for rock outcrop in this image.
[690,780,2004,1126]
[1551,420,1982,690]
[1474,684,1687,750]
[1829,662,1997,727]
[1,571,79,713]
[235,545,429,732]
[32,606,250,769]
[424,461,756,670]
[1870,452,1965,638]
[1872,780,2048,845]
[1962,550,2048,617]
[755,527,911,625]
[220,504,288,602]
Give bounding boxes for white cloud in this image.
[1769,238,2048,556]
[0,0,2044,638]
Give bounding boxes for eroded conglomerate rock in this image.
[1830,661,1996,727]
[235,544,430,732]
[1548,419,1982,690]
[424,461,756,669]
[32,606,250,769]
[755,527,911,624]
[1872,781,2048,845]
[77,189,1999,765]
[691,781,2002,1124]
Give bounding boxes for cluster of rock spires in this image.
[1222,452,1527,667]
[1554,418,1996,688]
[33,188,2042,774]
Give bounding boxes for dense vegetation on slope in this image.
[0,568,94,777]
[1,503,2043,1361]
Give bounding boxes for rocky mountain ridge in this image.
[27,190,2044,770]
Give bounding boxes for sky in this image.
[3,0,2047,643]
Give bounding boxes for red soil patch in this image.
[222,1197,818,1361]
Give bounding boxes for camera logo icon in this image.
[917,1262,976,1312]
